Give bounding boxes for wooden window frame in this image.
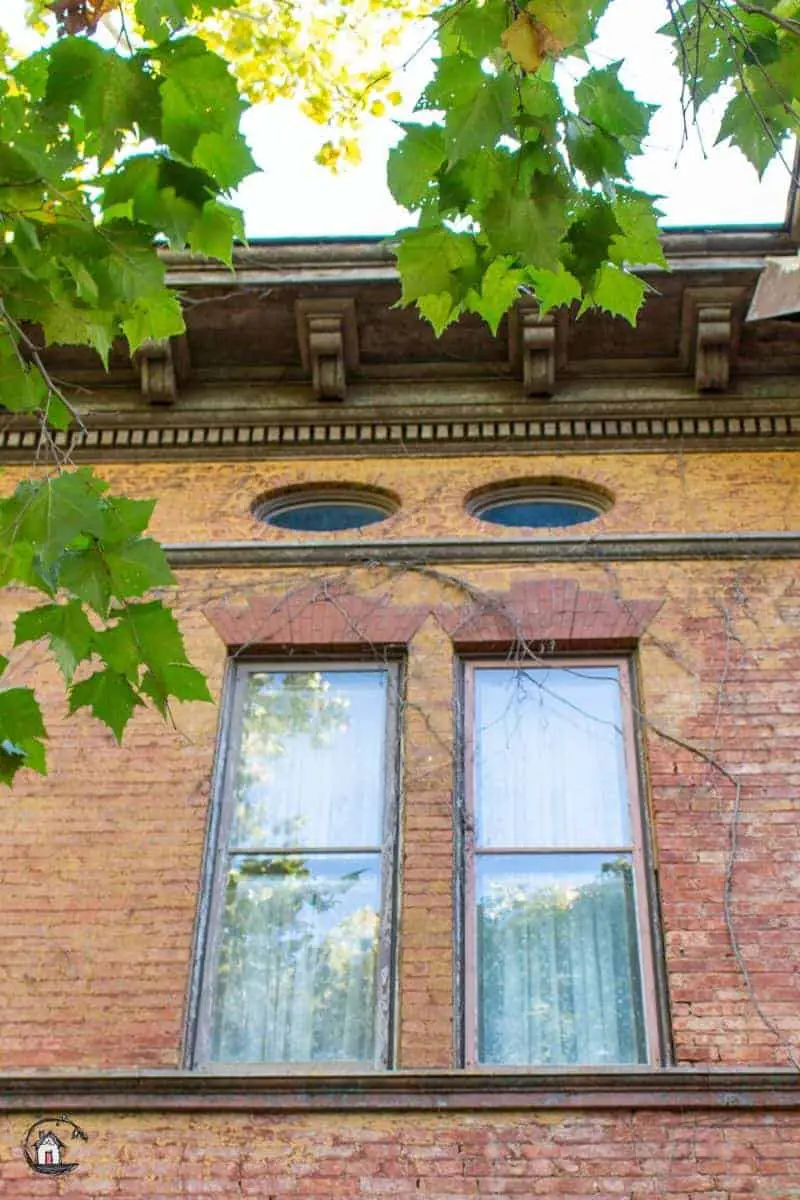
[187,658,402,1071]
[459,654,663,1069]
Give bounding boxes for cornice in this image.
[1,1068,799,1113]
[164,534,800,570]
[160,230,799,287]
[3,407,800,463]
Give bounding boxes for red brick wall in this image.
[1,449,800,1191]
[2,552,799,1071]
[3,1108,800,1197]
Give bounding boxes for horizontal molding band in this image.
[1,1069,799,1113]
[165,533,800,569]
[1,412,800,462]
[159,230,799,288]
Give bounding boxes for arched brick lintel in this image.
[204,578,662,652]
[438,578,663,648]
[204,581,429,649]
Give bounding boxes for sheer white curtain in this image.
[473,667,647,1066]
[474,668,630,848]
[230,671,387,848]
[477,856,646,1065]
[212,856,380,1063]
[209,670,388,1064]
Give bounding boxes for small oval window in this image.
[253,486,398,532]
[467,481,611,529]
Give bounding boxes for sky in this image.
[2,0,794,237]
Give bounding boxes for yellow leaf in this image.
[527,0,580,52]
[501,12,544,72]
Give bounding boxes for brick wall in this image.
[3,1108,800,1197]
[1,448,800,1191]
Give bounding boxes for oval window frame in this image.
[252,483,400,533]
[465,478,613,529]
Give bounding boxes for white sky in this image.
[2,0,794,236]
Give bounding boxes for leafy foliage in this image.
[2,469,211,781]
[0,0,251,781]
[388,0,668,330]
[388,0,799,332]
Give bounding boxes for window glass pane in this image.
[230,670,388,848]
[266,503,389,532]
[474,667,630,848]
[476,854,647,1066]
[475,500,599,528]
[211,854,380,1064]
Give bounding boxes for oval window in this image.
[467,481,611,529]
[253,486,397,532]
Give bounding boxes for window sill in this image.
[0,1068,799,1112]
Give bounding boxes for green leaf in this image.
[0,538,36,590]
[0,337,49,415]
[141,663,213,714]
[0,686,47,784]
[118,599,187,667]
[44,393,74,432]
[186,200,242,265]
[157,37,243,162]
[103,537,176,599]
[192,130,257,190]
[575,64,654,143]
[465,257,528,333]
[68,669,143,742]
[529,265,582,312]
[135,0,191,40]
[14,600,94,682]
[716,90,787,177]
[416,291,459,335]
[101,496,157,544]
[0,685,46,740]
[565,115,628,184]
[562,195,621,287]
[444,71,516,164]
[394,226,479,306]
[93,621,141,680]
[481,186,567,272]
[122,290,185,353]
[58,547,112,619]
[37,301,116,365]
[439,0,509,59]
[583,262,646,323]
[609,191,667,268]
[3,469,107,568]
[45,38,160,162]
[388,124,447,209]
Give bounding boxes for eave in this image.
[6,228,800,463]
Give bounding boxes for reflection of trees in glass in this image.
[233,672,352,846]
[211,856,379,1064]
[478,857,646,1067]
[209,668,388,1064]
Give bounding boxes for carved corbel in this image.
[295,298,359,401]
[136,335,190,405]
[695,305,733,392]
[681,288,744,393]
[508,303,566,397]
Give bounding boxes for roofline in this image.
[162,227,799,289]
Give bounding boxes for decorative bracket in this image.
[508,302,566,397]
[295,298,359,401]
[136,335,190,405]
[681,287,744,393]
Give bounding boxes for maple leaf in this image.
[502,12,544,72]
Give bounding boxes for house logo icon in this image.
[23,1115,88,1175]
